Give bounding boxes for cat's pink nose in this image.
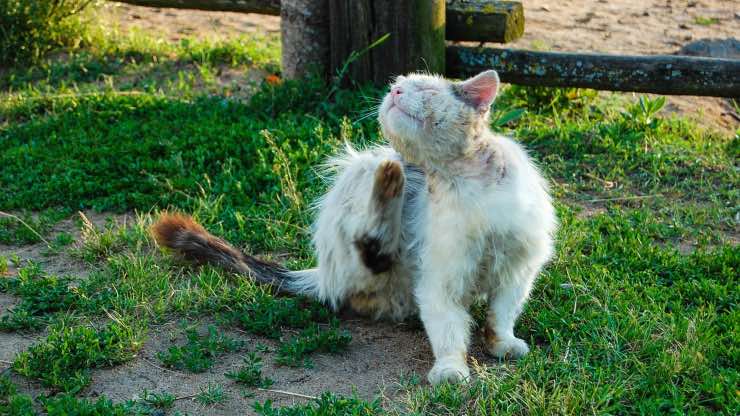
[391,86,403,96]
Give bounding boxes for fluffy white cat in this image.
[152,70,556,384]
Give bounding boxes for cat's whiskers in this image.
[353,104,381,124]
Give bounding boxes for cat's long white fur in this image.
[287,71,557,384]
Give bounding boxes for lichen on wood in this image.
[446,0,524,43]
[447,46,740,97]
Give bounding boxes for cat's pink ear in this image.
[459,70,500,112]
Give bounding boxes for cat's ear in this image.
[458,70,500,112]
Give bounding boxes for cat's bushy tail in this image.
[151,213,314,294]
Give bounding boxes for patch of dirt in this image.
[101,3,280,41]
[101,0,739,133]
[508,0,738,55]
[0,295,39,363]
[85,319,432,414]
[0,211,127,279]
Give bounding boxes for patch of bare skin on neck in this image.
[448,140,504,181]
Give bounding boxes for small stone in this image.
[679,23,690,29]
[678,38,740,59]
[560,283,574,290]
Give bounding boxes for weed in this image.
[0,256,8,276]
[621,95,666,128]
[275,320,352,367]
[0,0,97,65]
[0,376,35,416]
[0,264,76,331]
[226,352,273,388]
[229,292,332,339]
[157,325,241,373]
[124,389,176,415]
[75,212,140,262]
[195,383,227,406]
[694,16,720,25]
[13,321,145,393]
[42,394,127,416]
[0,209,69,245]
[52,232,74,248]
[254,392,381,415]
[490,107,525,131]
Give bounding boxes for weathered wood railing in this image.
[447,47,740,97]
[111,0,524,43]
[111,0,740,97]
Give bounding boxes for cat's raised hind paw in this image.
[486,336,530,359]
[373,160,405,203]
[427,356,470,385]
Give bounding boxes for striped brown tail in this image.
[150,213,293,290]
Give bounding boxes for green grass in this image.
[125,389,176,414]
[226,352,274,388]
[254,392,381,415]
[13,321,145,393]
[157,325,242,372]
[0,262,77,331]
[694,16,720,26]
[0,12,737,416]
[275,320,352,368]
[195,382,228,406]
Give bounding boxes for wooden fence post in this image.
[328,0,445,85]
[281,0,330,79]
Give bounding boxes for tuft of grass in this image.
[13,321,145,393]
[0,376,36,416]
[275,320,352,368]
[195,383,227,406]
[229,292,333,339]
[0,263,76,331]
[42,394,128,416]
[225,352,273,388]
[157,325,242,373]
[0,209,70,245]
[254,392,381,415]
[124,389,176,414]
[693,16,720,25]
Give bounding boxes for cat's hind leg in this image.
[309,148,411,318]
[354,159,406,274]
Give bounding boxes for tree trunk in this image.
[280,0,329,80]
[328,0,445,85]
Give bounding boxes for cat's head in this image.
[378,70,500,166]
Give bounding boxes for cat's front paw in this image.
[427,356,470,385]
[486,336,530,359]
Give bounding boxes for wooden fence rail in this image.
[447,46,740,98]
[111,0,524,44]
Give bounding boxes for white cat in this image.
[152,70,557,385]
